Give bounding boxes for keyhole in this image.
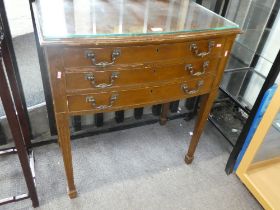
[156,48,159,53]
[150,89,153,93]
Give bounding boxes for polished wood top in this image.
[34,0,239,45]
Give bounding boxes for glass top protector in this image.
[35,0,239,40]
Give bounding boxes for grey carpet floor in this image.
[0,119,261,210]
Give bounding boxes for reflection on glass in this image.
[226,0,276,66]
[34,0,239,39]
[73,0,94,34]
[253,110,280,163]
[273,112,280,132]
[38,0,67,36]
[0,99,4,117]
[201,0,218,12]
[220,68,266,110]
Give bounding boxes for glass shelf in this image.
[210,59,271,145]
[226,0,276,66]
[34,0,239,40]
[220,68,266,112]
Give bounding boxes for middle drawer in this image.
[65,59,219,91]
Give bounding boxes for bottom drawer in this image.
[67,76,214,113]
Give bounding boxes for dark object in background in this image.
[0,124,6,145]
[152,104,162,116]
[95,113,104,127]
[115,110,125,123]
[134,108,144,119]
[72,116,82,131]
[170,101,180,113]
[184,97,200,121]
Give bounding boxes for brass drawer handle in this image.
[181,80,204,95]
[86,94,118,110]
[190,41,215,57]
[84,72,119,88]
[85,49,121,67]
[185,61,209,76]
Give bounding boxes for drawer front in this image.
[62,38,225,68]
[67,76,214,113]
[65,59,219,91]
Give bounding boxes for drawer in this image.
[65,59,219,91]
[67,76,214,113]
[62,38,225,68]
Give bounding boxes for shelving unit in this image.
[209,66,267,146]
[211,0,280,173]
[0,3,39,206]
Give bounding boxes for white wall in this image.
[4,0,33,37]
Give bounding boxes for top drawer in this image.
[62,38,225,68]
